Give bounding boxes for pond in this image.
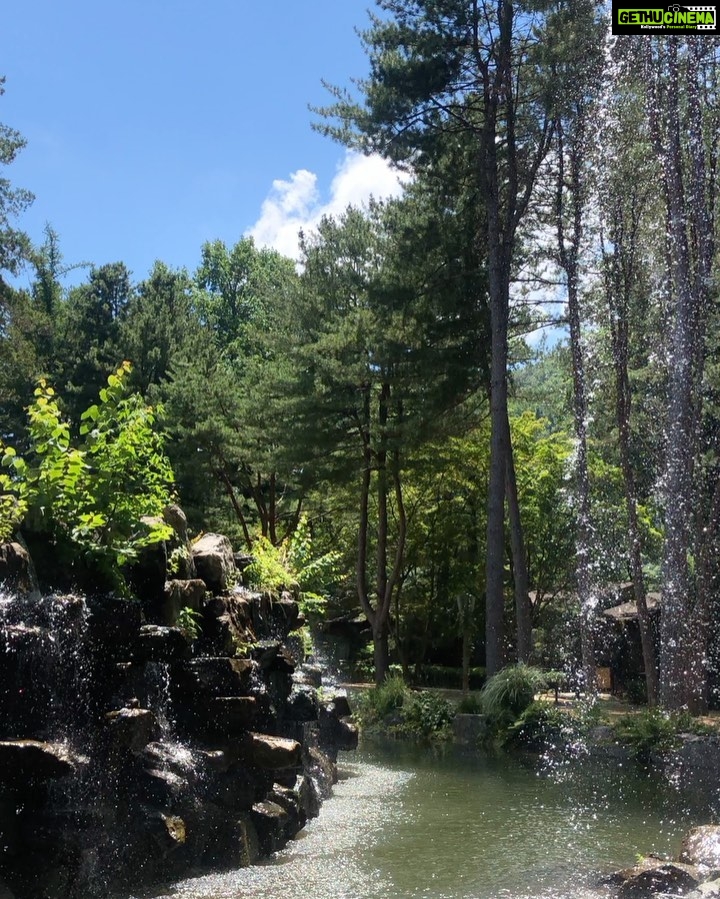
[133,740,718,899]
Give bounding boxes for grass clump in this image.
[480,664,547,727]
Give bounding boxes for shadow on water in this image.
[126,738,718,899]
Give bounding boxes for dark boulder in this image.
[136,625,191,663]
[610,858,701,898]
[105,708,159,752]
[0,740,87,783]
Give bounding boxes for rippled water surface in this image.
[133,741,716,899]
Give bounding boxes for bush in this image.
[244,515,341,617]
[0,363,175,590]
[456,694,483,714]
[614,708,681,759]
[504,700,580,750]
[354,674,409,725]
[354,677,453,741]
[614,708,715,760]
[480,664,547,722]
[403,692,454,739]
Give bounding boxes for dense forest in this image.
[1,8,719,714]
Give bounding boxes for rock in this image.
[234,552,254,574]
[319,703,359,752]
[293,664,323,688]
[235,813,260,866]
[251,639,283,669]
[453,713,487,746]
[129,521,168,605]
[0,740,87,782]
[690,877,720,896]
[163,504,190,544]
[138,767,189,804]
[244,733,302,770]
[147,578,206,627]
[681,826,720,868]
[105,708,159,751]
[135,625,191,663]
[614,859,701,898]
[86,596,143,660]
[192,533,237,594]
[207,697,258,735]
[286,687,320,723]
[174,657,257,697]
[270,596,301,635]
[140,742,198,783]
[295,773,322,819]
[0,879,16,899]
[146,811,186,855]
[250,800,290,853]
[674,736,720,774]
[0,541,38,596]
[303,744,337,799]
[326,695,352,719]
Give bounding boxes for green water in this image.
[138,741,717,899]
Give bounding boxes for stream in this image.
[129,740,718,899]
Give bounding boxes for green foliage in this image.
[0,77,34,278]
[614,708,715,760]
[0,362,175,588]
[504,700,580,750]
[167,545,191,577]
[244,535,295,591]
[244,515,341,616]
[480,664,547,727]
[177,606,202,641]
[456,694,483,715]
[402,691,454,739]
[355,674,408,722]
[613,708,682,759]
[354,676,453,741]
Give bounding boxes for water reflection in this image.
[129,741,713,899]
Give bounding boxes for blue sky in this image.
[3,1,406,287]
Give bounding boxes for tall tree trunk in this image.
[603,210,659,706]
[555,119,596,694]
[505,415,532,662]
[485,250,510,677]
[645,39,710,710]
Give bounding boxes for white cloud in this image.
[247,150,409,260]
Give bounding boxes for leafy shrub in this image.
[244,536,294,591]
[177,606,202,641]
[614,708,681,759]
[244,515,341,616]
[0,363,175,589]
[355,673,408,723]
[456,694,483,715]
[504,700,580,749]
[403,692,454,739]
[354,677,453,741]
